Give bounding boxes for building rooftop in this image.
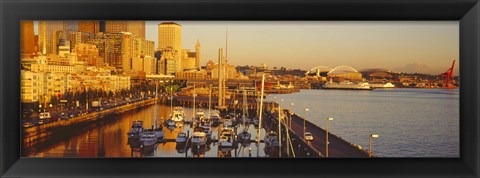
[159,22,181,26]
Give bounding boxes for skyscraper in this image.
[21,21,35,56]
[86,32,134,70]
[104,21,145,39]
[38,21,79,55]
[127,21,146,39]
[78,21,100,34]
[195,39,201,69]
[157,22,181,51]
[38,21,64,55]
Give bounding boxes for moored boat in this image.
[191,131,207,146]
[140,132,157,147]
[127,120,144,139]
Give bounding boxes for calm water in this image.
[25,88,459,158]
[269,88,459,157]
[25,104,268,158]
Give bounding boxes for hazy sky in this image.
[35,21,459,74]
[146,21,459,74]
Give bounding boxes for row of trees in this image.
[43,81,185,111]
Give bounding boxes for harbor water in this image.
[269,88,459,157]
[24,88,459,158]
[24,104,268,158]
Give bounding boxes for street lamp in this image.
[369,134,379,157]
[325,117,334,158]
[303,108,309,139]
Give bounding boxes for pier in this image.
[263,102,369,158]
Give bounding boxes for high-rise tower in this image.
[157,22,181,51]
[21,21,35,56]
[104,21,145,39]
[195,39,201,69]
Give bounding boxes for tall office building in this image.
[78,21,100,34]
[86,32,134,70]
[38,21,63,55]
[38,21,79,55]
[104,21,145,39]
[127,21,146,39]
[195,39,201,69]
[157,22,181,51]
[21,21,35,56]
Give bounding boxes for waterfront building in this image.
[211,64,238,79]
[30,56,77,74]
[176,69,207,79]
[21,70,41,103]
[21,21,35,57]
[94,75,131,92]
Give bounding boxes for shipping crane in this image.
[438,60,456,89]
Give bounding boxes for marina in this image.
[22,87,459,158]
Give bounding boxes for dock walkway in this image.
[265,105,369,158]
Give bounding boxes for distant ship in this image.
[323,80,373,90]
[370,82,395,88]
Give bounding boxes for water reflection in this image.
[25,103,269,158]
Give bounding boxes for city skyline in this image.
[33,21,459,75]
[146,21,458,75]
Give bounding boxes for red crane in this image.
[439,60,456,89]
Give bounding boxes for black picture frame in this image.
[1,0,479,177]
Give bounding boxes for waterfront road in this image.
[289,114,369,158]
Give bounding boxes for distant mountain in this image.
[393,62,432,74]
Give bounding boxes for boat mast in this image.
[193,83,196,123]
[170,82,173,114]
[243,89,247,129]
[257,74,265,157]
[154,80,158,129]
[208,84,212,118]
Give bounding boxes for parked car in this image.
[305,132,313,141]
[23,122,34,128]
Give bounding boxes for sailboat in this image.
[165,83,179,127]
[237,89,251,143]
[142,81,164,143]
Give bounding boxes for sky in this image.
[35,21,460,74]
[146,21,459,75]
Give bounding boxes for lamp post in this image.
[278,98,284,158]
[369,134,379,157]
[325,117,334,158]
[303,108,309,139]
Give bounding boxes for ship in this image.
[370,82,395,88]
[322,80,373,90]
